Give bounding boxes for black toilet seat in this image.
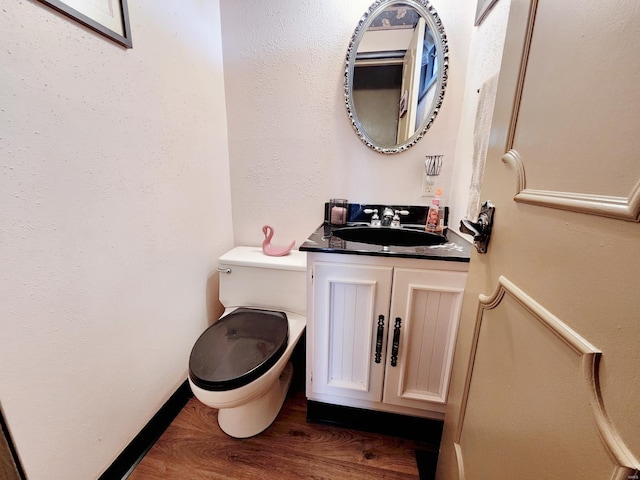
[189,308,289,391]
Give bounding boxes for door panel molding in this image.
[453,276,639,479]
[503,149,640,221]
[499,0,640,222]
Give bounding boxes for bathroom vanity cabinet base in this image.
[307,400,443,444]
[305,252,468,420]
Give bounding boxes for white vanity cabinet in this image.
[305,252,468,419]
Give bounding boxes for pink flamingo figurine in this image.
[261,225,295,257]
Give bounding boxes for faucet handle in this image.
[390,210,409,228]
[364,208,380,226]
[391,210,409,228]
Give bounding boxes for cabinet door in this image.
[311,262,393,402]
[383,268,467,411]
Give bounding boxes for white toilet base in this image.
[217,361,294,438]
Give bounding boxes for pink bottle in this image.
[426,188,442,233]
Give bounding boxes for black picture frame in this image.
[474,0,499,26]
[37,0,132,48]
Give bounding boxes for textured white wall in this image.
[449,0,512,231]
[0,1,232,479]
[220,0,475,248]
[0,0,511,477]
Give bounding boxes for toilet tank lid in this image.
[219,246,307,271]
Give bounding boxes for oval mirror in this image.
[345,0,448,154]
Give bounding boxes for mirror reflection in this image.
[345,0,448,154]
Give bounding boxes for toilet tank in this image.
[218,246,307,315]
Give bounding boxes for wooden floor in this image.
[129,389,434,480]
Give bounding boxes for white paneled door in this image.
[437,0,640,478]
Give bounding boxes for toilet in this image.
[188,246,306,438]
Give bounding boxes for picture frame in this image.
[37,0,132,48]
[474,0,499,26]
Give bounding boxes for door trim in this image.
[498,0,640,222]
[453,276,640,479]
[503,149,640,221]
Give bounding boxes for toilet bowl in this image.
[188,247,306,438]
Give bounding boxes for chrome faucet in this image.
[381,207,409,228]
[381,207,395,226]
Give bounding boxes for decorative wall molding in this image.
[453,276,640,479]
[501,149,526,194]
[504,0,538,151]
[502,149,640,221]
[453,442,465,480]
[499,0,640,222]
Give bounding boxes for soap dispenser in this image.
[426,189,442,233]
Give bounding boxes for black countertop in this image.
[300,222,472,262]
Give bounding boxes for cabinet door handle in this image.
[390,317,402,367]
[374,315,385,364]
